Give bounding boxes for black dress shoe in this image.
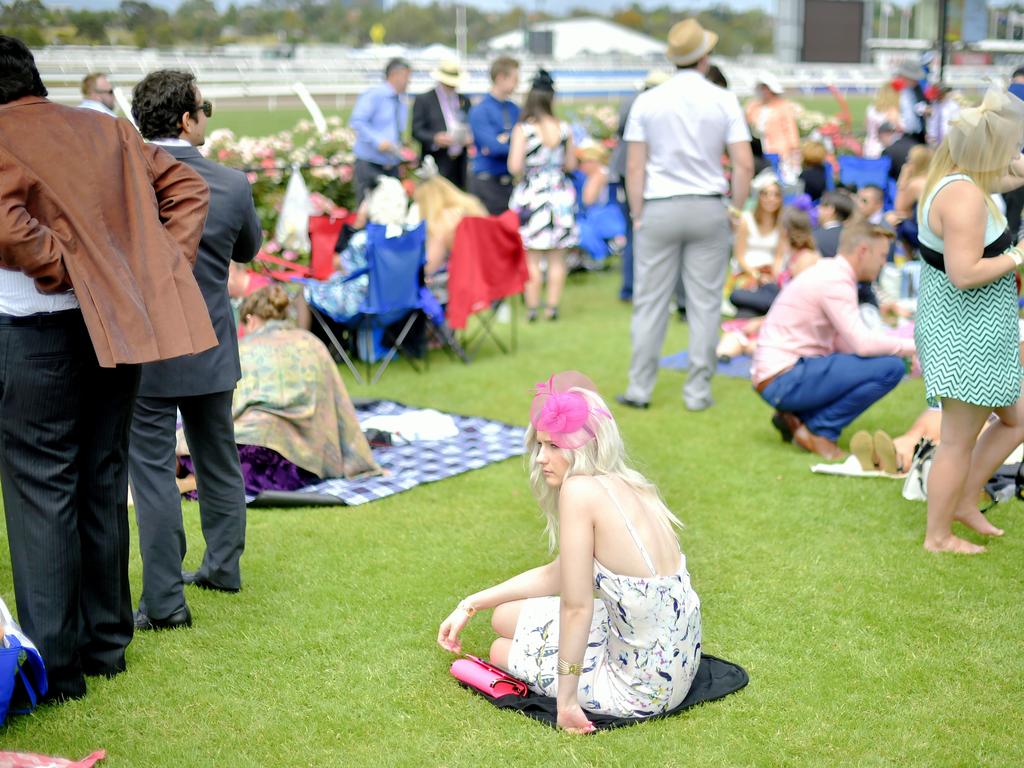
[82,659,126,678]
[182,571,240,594]
[134,605,192,631]
[615,394,650,410]
[40,684,87,705]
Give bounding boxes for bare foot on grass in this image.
[923,535,987,555]
[954,507,1004,537]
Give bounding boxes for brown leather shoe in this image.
[793,425,846,460]
[771,411,803,443]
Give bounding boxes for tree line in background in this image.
[0,0,772,55]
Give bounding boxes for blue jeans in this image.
[758,354,905,441]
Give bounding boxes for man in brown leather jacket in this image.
[0,35,216,703]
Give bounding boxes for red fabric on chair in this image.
[309,213,351,280]
[253,251,310,282]
[446,211,528,331]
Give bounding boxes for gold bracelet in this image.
[557,657,582,676]
[1008,247,1024,268]
[457,600,477,618]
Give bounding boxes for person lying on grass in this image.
[437,371,702,733]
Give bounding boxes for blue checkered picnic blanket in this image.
[249,400,527,507]
[660,350,752,379]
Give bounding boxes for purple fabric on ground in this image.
[179,444,319,499]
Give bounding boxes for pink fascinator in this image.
[530,371,612,449]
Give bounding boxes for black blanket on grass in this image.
[471,654,748,731]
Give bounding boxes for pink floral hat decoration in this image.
[530,371,612,449]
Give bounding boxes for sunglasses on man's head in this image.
[195,100,213,118]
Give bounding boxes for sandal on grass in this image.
[874,430,899,475]
[850,430,874,471]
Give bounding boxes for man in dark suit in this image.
[0,37,214,702]
[812,190,855,258]
[412,59,471,189]
[129,70,261,631]
[878,121,918,182]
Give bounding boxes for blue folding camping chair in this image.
[306,222,434,385]
[839,155,894,210]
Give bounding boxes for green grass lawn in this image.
[2,266,1023,766]
[209,96,875,139]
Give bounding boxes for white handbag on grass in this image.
[901,438,935,502]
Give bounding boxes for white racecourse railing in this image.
[34,45,1004,111]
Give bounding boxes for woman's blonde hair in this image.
[781,207,816,251]
[524,388,682,552]
[921,140,1006,226]
[413,175,487,235]
[904,145,934,180]
[873,84,899,112]
[801,140,827,168]
[238,284,290,323]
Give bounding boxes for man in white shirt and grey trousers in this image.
[618,18,754,411]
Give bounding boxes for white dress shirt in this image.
[0,273,78,317]
[624,70,750,200]
[78,99,117,117]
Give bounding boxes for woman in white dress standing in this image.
[438,372,702,732]
[508,73,579,322]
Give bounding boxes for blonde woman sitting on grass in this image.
[437,372,701,732]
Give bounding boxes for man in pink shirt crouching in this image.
[751,222,915,458]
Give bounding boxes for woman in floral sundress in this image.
[438,372,701,733]
[507,81,579,321]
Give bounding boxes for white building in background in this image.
[482,18,665,60]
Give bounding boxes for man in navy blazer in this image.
[129,70,262,630]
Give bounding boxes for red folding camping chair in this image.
[446,210,528,359]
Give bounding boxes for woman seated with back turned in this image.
[437,372,701,732]
[413,168,488,285]
[178,285,381,496]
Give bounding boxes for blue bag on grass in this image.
[0,597,48,724]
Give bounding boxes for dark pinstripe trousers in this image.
[129,390,246,620]
[0,310,139,700]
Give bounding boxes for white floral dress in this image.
[507,478,702,717]
[509,121,579,251]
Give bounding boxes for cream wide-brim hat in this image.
[666,18,719,67]
[430,59,465,89]
[643,69,672,89]
[577,141,610,164]
[947,85,1024,173]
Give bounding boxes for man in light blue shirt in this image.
[78,72,117,117]
[350,58,411,204]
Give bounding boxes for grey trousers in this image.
[129,390,246,619]
[626,196,732,409]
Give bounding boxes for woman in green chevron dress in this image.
[915,86,1024,554]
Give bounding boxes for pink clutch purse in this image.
[450,655,528,698]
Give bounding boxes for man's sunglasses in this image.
[194,100,213,118]
[95,88,114,95]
